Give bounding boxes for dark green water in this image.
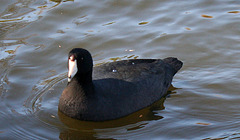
[0,0,240,139]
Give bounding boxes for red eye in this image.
[69,55,75,61]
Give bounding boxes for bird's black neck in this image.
[70,71,94,95]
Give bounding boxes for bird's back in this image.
[85,58,182,121]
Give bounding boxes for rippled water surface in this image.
[0,0,240,139]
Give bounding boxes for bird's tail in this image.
[163,57,183,75]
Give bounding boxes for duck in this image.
[58,48,183,121]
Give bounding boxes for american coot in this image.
[58,48,183,121]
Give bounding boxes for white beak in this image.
[68,56,77,82]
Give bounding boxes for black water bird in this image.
[59,48,183,121]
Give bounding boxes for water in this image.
[0,0,240,139]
